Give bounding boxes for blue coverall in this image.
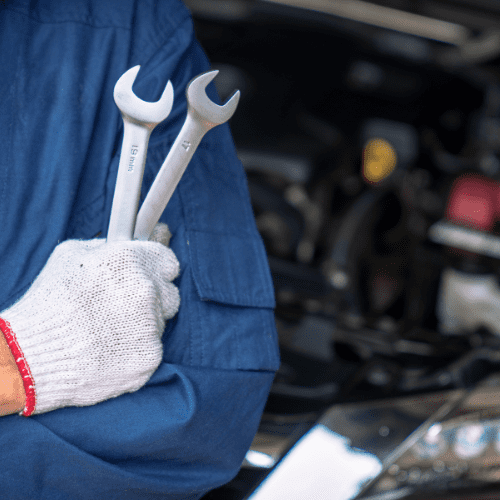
[0,1,280,498]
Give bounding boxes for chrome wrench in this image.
[133,70,240,241]
[107,65,174,242]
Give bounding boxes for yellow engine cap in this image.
[362,138,397,183]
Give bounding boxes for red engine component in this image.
[445,174,500,232]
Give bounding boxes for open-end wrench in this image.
[107,65,174,242]
[133,70,240,241]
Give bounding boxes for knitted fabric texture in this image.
[0,234,180,415]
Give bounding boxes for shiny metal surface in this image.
[244,391,465,500]
[363,381,500,498]
[107,66,174,242]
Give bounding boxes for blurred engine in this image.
[187,1,500,498]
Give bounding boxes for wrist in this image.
[0,319,27,416]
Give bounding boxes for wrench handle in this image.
[134,115,208,240]
[107,120,152,242]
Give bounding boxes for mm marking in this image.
[128,145,139,172]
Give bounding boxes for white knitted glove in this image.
[0,224,180,416]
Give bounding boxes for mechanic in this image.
[0,0,280,498]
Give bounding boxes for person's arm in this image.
[0,227,179,417]
[0,331,25,416]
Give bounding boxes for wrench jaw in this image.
[133,70,241,241]
[114,65,175,126]
[186,70,241,128]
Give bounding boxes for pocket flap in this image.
[188,229,276,309]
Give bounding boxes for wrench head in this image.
[186,70,240,128]
[114,65,174,126]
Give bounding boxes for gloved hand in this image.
[0,224,180,416]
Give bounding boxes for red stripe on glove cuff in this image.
[0,317,36,416]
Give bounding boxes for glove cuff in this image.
[1,299,165,415]
[0,317,36,416]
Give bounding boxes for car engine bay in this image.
[187,1,500,498]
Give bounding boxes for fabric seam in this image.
[3,6,132,30]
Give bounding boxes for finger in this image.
[157,281,181,321]
[145,243,180,282]
[148,223,172,246]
